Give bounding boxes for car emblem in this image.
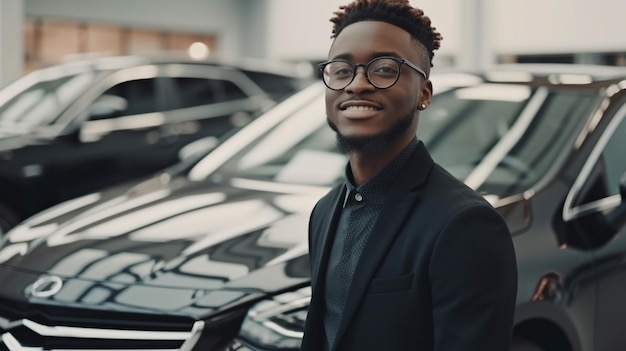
[31,275,63,298]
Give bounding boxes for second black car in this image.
[0,54,315,233]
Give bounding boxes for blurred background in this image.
[2,0,626,88]
[2,2,626,350]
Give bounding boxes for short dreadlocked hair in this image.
[330,0,442,68]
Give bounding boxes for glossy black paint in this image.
[1,65,626,350]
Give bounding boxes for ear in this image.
[418,80,433,109]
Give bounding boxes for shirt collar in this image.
[343,137,419,202]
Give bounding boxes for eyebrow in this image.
[329,51,403,62]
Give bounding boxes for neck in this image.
[348,136,413,186]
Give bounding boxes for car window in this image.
[202,82,596,198]
[573,104,626,207]
[212,85,539,189]
[480,91,595,194]
[602,112,626,194]
[98,78,158,117]
[0,72,96,131]
[420,85,529,179]
[213,96,339,185]
[221,80,249,101]
[242,71,307,101]
[171,78,248,110]
[507,92,593,178]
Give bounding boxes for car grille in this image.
[0,300,203,351]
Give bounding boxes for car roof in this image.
[432,64,626,86]
[39,53,317,79]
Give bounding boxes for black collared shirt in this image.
[323,137,418,350]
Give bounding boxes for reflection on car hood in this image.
[0,175,325,318]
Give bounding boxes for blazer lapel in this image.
[332,143,434,349]
[304,185,346,349]
[310,185,346,287]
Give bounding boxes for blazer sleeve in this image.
[429,203,518,351]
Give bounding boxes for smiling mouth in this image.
[344,106,380,111]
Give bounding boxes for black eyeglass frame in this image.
[318,56,428,91]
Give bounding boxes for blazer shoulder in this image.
[428,163,493,208]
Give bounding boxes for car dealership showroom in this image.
[1,1,626,350]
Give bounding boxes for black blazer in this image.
[302,142,518,351]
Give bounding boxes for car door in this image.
[562,96,626,350]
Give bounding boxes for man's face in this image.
[325,21,432,154]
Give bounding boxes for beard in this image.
[327,112,416,155]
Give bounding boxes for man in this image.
[301,1,518,350]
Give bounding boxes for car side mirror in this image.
[89,95,128,120]
[606,172,626,231]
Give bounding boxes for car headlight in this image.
[237,286,310,350]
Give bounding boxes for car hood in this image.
[0,174,326,318]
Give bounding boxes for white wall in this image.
[265,0,626,65]
[491,0,626,54]
[264,0,461,65]
[5,0,626,86]
[0,0,24,88]
[238,1,271,59]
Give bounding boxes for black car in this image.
[0,54,315,233]
[1,65,626,351]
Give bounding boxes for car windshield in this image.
[198,78,596,198]
[0,67,98,132]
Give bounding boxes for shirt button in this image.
[354,193,363,202]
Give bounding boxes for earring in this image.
[419,103,427,110]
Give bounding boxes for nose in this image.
[344,66,375,93]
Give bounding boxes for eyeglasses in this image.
[318,56,427,91]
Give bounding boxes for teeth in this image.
[346,106,376,111]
